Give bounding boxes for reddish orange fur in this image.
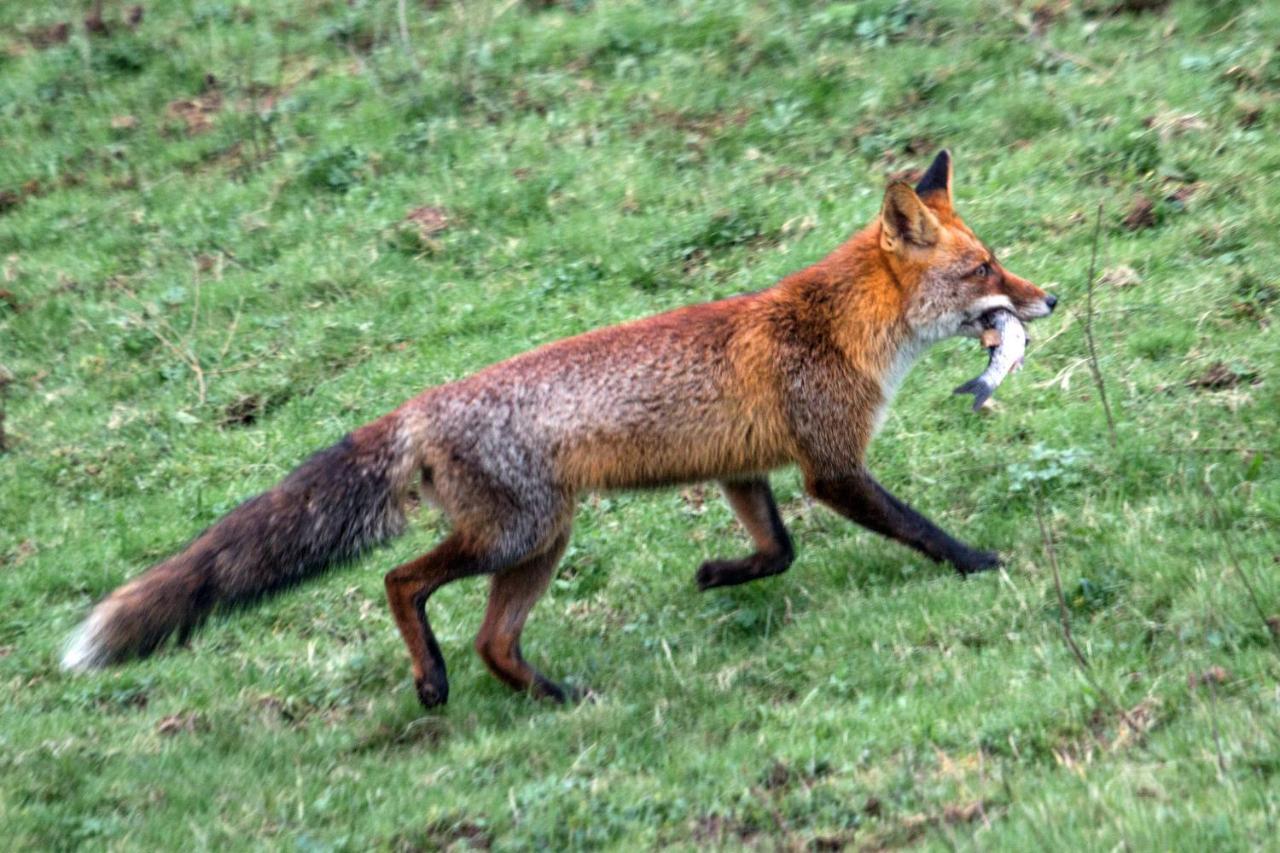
[64,153,1055,708]
[376,160,1052,704]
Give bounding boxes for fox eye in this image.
[974,262,992,279]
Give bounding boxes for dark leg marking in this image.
[474,530,578,703]
[697,478,795,591]
[384,534,514,709]
[807,470,999,576]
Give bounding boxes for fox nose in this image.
[1045,293,1058,312]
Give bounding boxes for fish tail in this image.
[953,378,993,412]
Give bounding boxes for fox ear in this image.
[880,182,940,253]
[914,149,953,210]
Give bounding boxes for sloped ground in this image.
[1,0,1277,848]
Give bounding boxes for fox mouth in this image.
[958,315,996,338]
[958,304,1046,338]
[958,303,1014,337]
[960,298,1053,334]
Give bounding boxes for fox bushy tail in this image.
[61,413,422,671]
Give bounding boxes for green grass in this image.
[3,0,1279,848]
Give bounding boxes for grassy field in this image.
[3,0,1279,848]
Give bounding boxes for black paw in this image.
[954,550,1001,576]
[696,559,734,591]
[532,677,590,705]
[415,676,449,709]
[698,554,790,590]
[531,677,567,704]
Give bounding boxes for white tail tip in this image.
[61,604,115,671]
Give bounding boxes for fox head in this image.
[878,150,1057,343]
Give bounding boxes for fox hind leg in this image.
[475,527,575,702]
[696,478,794,591]
[384,534,497,709]
[384,502,561,709]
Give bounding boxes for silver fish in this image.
[954,309,1027,411]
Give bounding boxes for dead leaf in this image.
[24,22,71,48]
[1106,0,1171,13]
[0,190,21,215]
[84,10,109,36]
[1145,110,1208,140]
[111,114,139,131]
[763,166,802,184]
[6,539,37,567]
[222,394,263,427]
[781,214,816,236]
[645,105,752,139]
[942,800,986,824]
[887,167,924,184]
[405,205,450,238]
[1122,194,1157,231]
[1162,184,1201,211]
[1188,361,1257,391]
[679,484,708,513]
[165,92,223,136]
[1028,0,1071,33]
[1108,700,1158,751]
[1188,666,1230,690]
[1100,264,1142,287]
[762,760,791,790]
[157,712,207,736]
[1237,103,1264,129]
[902,137,936,156]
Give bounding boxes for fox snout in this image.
[1001,269,1057,321]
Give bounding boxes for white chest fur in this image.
[871,340,925,437]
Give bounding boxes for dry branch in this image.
[1201,479,1280,660]
[1035,493,1144,738]
[1083,203,1118,447]
[0,365,12,452]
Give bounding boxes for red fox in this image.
[62,152,1057,707]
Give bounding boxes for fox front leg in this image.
[696,478,795,590]
[806,470,999,576]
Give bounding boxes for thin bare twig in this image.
[0,364,12,452]
[187,264,202,339]
[1035,492,1144,737]
[1037,496,1092,674]
[1168,447,1272,457]
[1201,478,1280,659]
[218,295,246,361]
[396,0,421,73]
[1082,202,1118,447]
[1206,677,1228,777]
[119,289,207,405]
[131,312,207,404]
